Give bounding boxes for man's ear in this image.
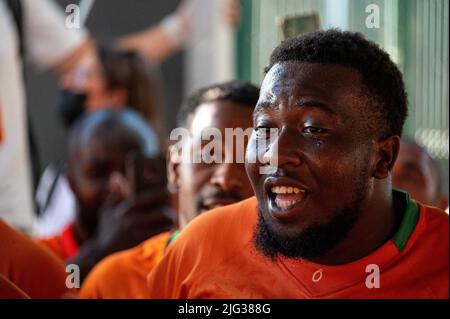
[373,135,400,180]
[167,144,181,194]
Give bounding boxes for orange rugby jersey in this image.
[79,231,176,299]
[38,224,79,261]
[147,191,449,298]
[0,219,72,298]
[0,274,29,299]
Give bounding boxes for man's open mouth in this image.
[270,185,307,209]
[264,177,310,217]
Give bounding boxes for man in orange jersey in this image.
[0,219,72,298]
[147,30,449,299]
[393,138,448,211]
[38,109,173,281]
[78,81,258,298]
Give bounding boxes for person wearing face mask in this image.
[57,44,164,131]
[34,45,164,238]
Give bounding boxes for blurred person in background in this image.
[34,0,242,238]
[1,0,239,234]
[79,81,258,298]
[38,109,174,282]
[0,0,93,232]
[393,138,448,211]
[58,44,164,133]
[35,45,165,238]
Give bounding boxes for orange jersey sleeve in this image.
[0,274,30,299]
[147,194,449,299]
[147,198,260,299]
[37,236,66,260]
[37,224,79,261]
[79,231,172,299]
[0,219,72,298]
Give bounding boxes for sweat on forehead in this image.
[256,61,384,139]
[68,109,159,156]
[264,29,408,138]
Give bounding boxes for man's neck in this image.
[307,185,403,266]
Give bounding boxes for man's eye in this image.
[303,127,326,134]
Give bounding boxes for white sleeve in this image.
[22,0,89,70]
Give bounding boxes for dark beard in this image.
[254,190,366,261]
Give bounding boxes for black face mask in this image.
[57,90,87,128]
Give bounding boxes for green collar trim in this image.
[392,189,420,252]
[165,230,180,250]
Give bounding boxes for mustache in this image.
[197,188,245,208]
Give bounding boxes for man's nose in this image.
[263,128,302,168]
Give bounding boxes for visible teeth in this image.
[271,185,306,210]
[275,198,298,209]
[271,186,304,194]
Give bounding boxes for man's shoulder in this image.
[79,231,172,298]
[89,231,172,279]
[404,204,449,298]
[36,230,67,260]
[165,197,258,264]
[405,203,448,253]
[0,274,29,299]
[194,196,257,225]
[419,204,449,238]
[147,197,259,298]
[0,219,56,262]
[178,196,258,245]
[402,203,448,267]
[0,219,31,260]
[0,219,21,247]
[0,219,69,298]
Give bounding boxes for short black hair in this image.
[265,29,408,138]
[177,81,260,127]
[68,108,159,158]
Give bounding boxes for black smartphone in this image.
[125,152,167,197]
